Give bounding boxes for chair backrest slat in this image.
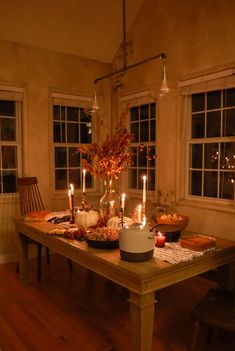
[17,177,45,215]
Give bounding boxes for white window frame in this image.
[119,90,157,199]
[178,67,235,212]
[51,91,99,193]
[0,85,23,198]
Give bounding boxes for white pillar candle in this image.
[68,189,72,212]
[82,169,86,193]
[121,193,126,212]
[142,175,147,204]
[137,204,142,224]
[70,183,74,195]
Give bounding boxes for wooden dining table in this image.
[15,218,235,351]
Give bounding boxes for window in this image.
[128,102,156,191]
[52,94,93,191]
[188,88,235,200]
[0,89,22,194]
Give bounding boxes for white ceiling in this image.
[0,0,144,63]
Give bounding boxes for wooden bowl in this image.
[155,215,189,242]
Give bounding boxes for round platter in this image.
[85,239,119,249]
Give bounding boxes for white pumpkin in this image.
[75,210,99,228]
[107,216,133,230]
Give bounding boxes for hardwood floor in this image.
[0,254,234,351]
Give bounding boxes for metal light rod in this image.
[94,52,167,84]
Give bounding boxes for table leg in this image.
[128,291,156,351]
[17,233,29,281]
[218,262,235,290]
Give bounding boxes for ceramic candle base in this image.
[155,232,166,248]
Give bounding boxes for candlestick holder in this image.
[70,207,75,224]
[81,192,88,211]
[120,208,124,227]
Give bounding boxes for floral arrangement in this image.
[77,118,133,180]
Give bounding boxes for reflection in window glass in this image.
[204,143,218,169]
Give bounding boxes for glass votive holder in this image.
[155,231,166,248]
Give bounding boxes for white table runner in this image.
[153,242,217,264]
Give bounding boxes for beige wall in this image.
[118,0,235,239]
[0,39,111,261]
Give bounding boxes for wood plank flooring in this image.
[0,254,234,351]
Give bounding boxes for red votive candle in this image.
[155,231,166,248]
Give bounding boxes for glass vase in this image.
[99,179,120,225]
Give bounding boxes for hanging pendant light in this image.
[91,84,99,112]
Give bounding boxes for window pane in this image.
[130,107,139,122]
[67,123,79,143]
[140,120,148,142]
[0,100,15,116]
[80,123,91,143]
[190,170,202,195]
[204,143,218,169]
[1,117,16,141]
[129,102,156,191]
[140,104,149,120]
[223,108,235,137]
[68,148,79,167]
[130,147,137,167]
[148,169,155,191]
[67,107,78,121]
[204,171,218,197]
[2,146,17,169]
[85,172,93,189]
[150,119,155,141]
[80,109,91,122]
[55,147,67,167]
[192,113,205,138]
[129,169,137,188]
[138,146,147,167]
[192,93,205,112]
[148,146,156,168]
[220,142,235,170]
[220,172,234,199]
[207,111,220,137]
[53,122,65,142]
[150,103,156,118]
[130,122,139,142]
[190,144,202,168]
[3,171,17,193]
[53,105,65,120]
[55,169,67,190]
[223,88,235,107]
[207,90,221,109]
[69,169,80,187]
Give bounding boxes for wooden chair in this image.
[188,288,235,351]
[17,176,72,282]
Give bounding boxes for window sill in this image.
[177,197,235,214]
